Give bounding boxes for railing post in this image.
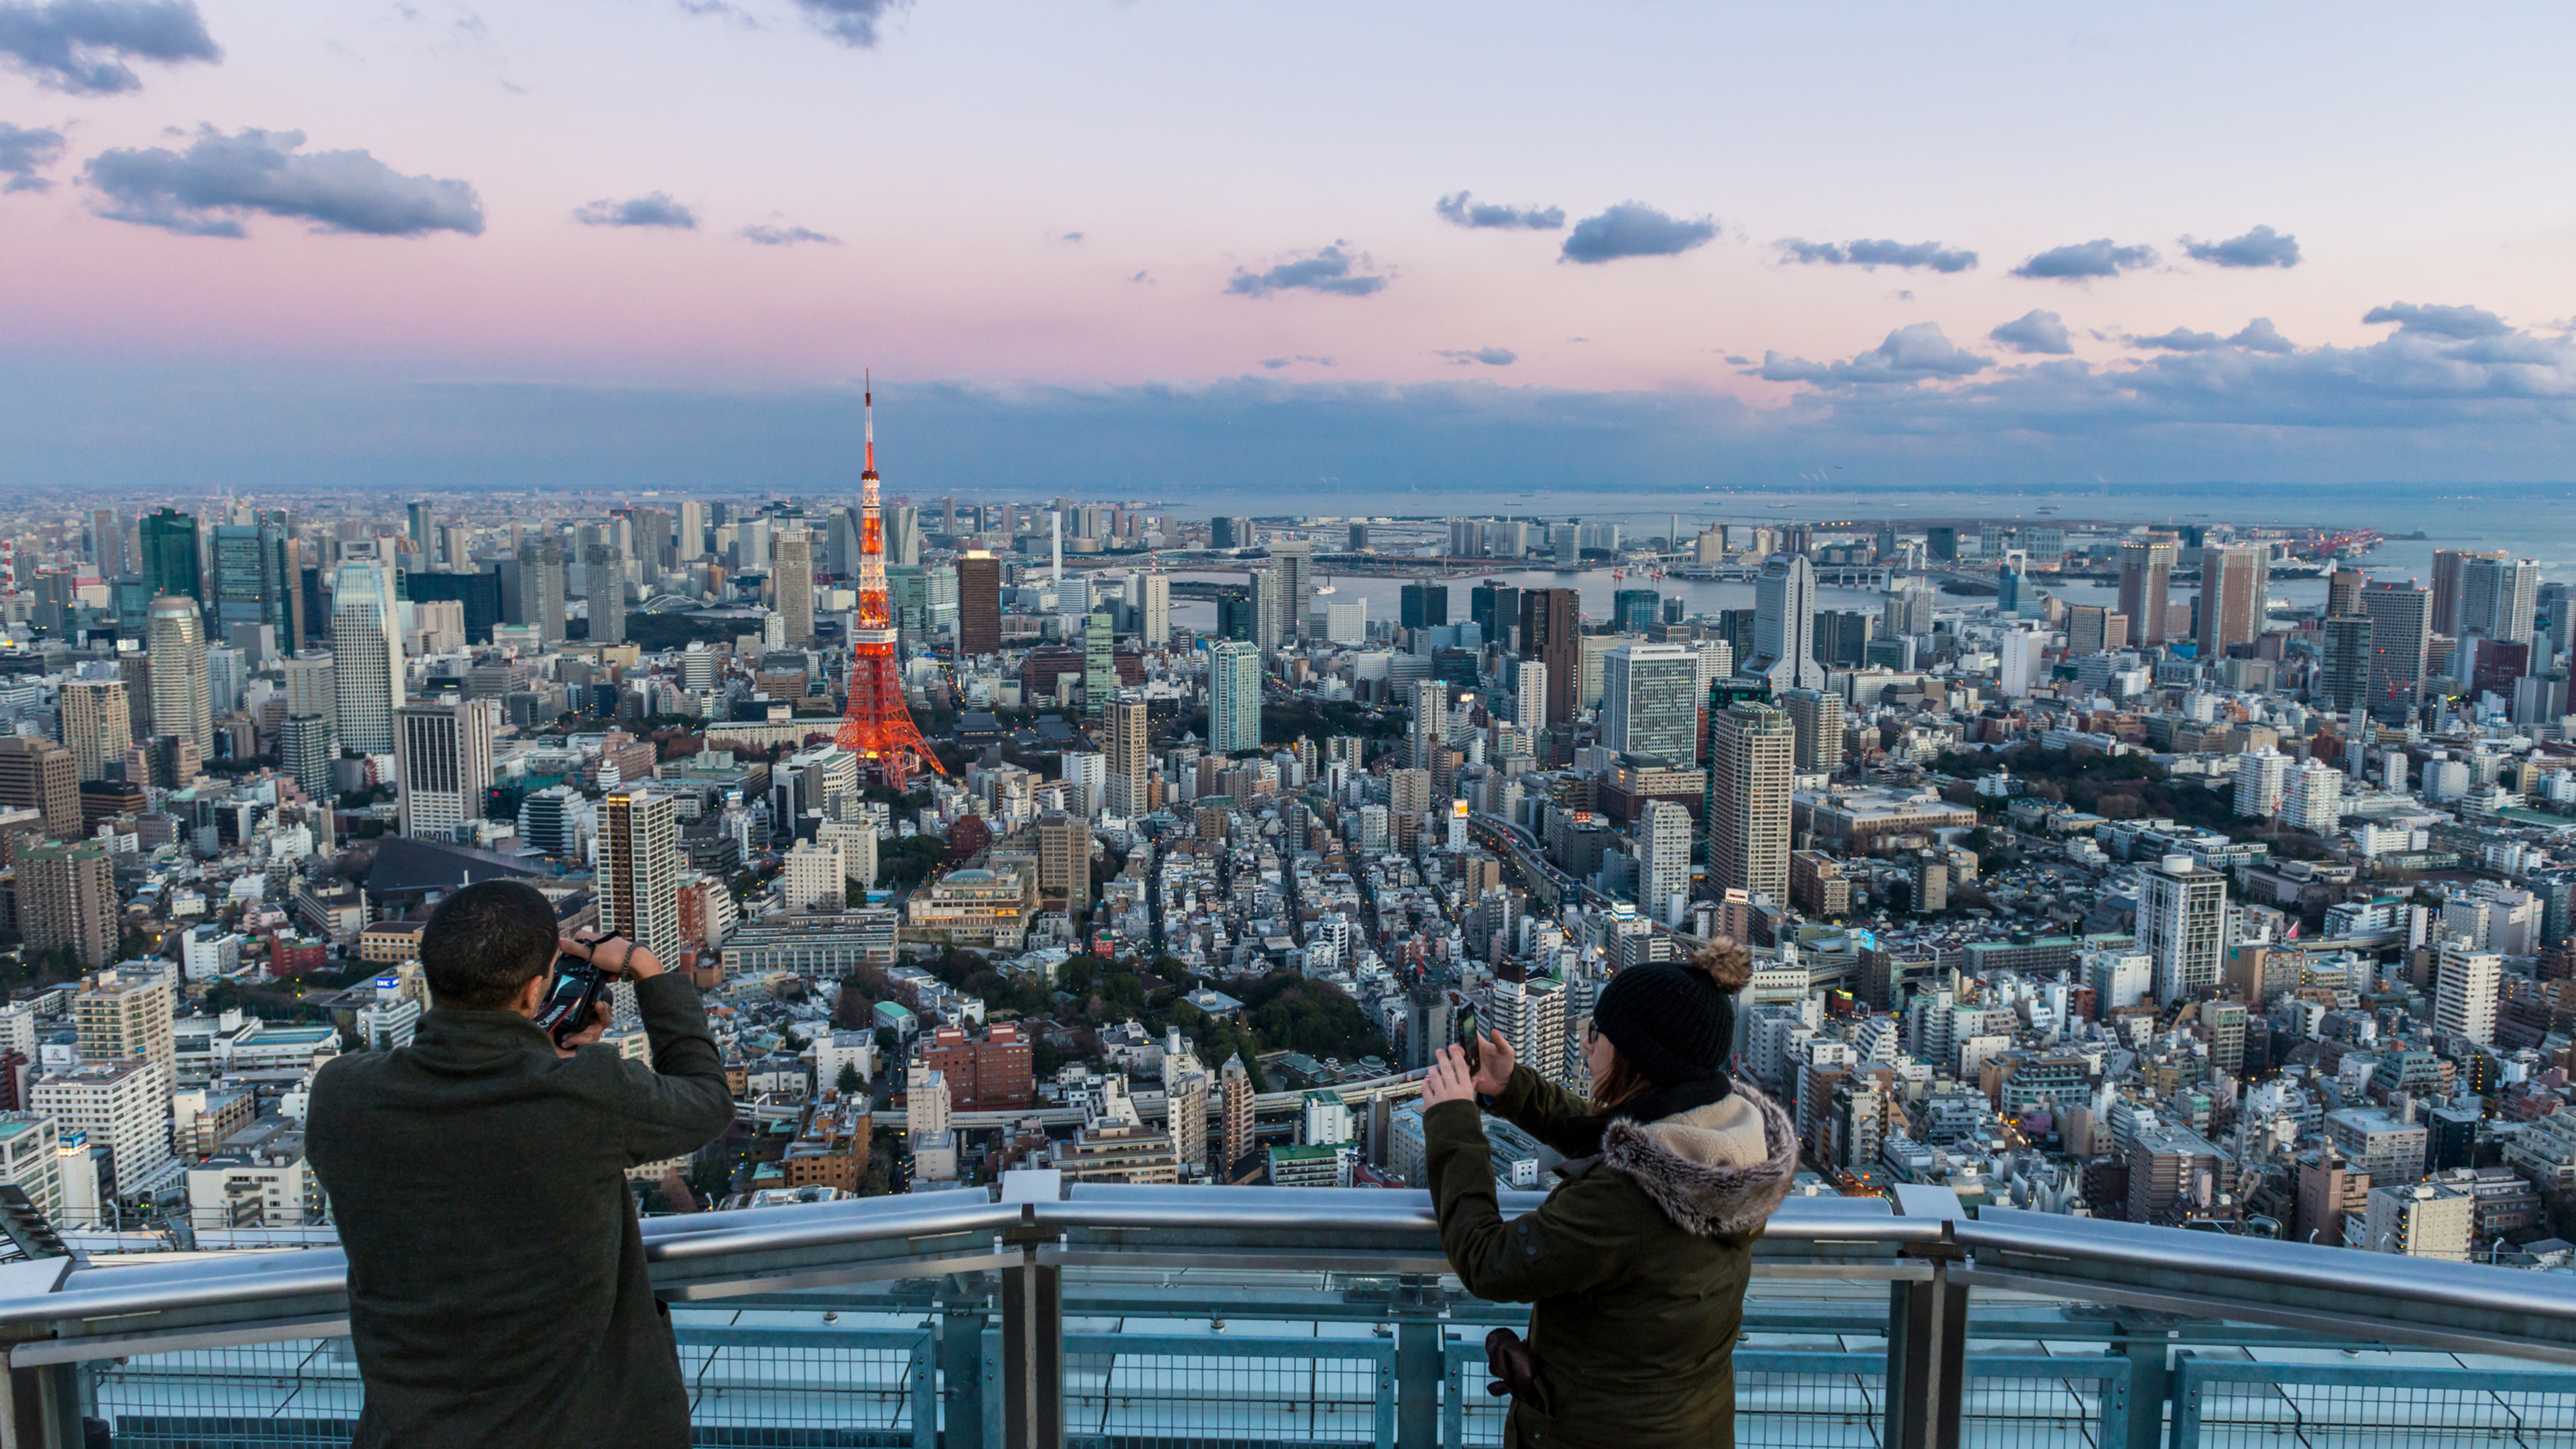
[0,1356,82,1449]
[939,1283,990,1449]
[1390,1274,1441,1449]
[996,1170,1063,1449]
[1885,1185,1969,1449]
[2110,1314,2181,1449]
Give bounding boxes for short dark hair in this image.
[421,880,558,1009]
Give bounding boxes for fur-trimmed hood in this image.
[1595,1077,1797,1240]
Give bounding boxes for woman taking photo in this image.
[1419,942,1793,1448]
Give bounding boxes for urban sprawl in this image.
[0,483,2571,1272]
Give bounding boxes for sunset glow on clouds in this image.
[9,0,2576,493]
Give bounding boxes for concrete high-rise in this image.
[1744,555,1825,691]
[957,550,1001,657]
[281,652,336,726]
[1707,700,1793,903]
[1082,612,1115,718]
[2458,556,2541,646]
[2434,940,2501,1046]
[599,785,681,963]
[2360,581,2432,720]
[89,507,124,577]
[1139,571,1170,647]
[75,966,177,1090]
[1513,662,1546,737]
[771,530,813,648]
[1519,588,1579,727]
[513,537,567,643]
[1409,680,1448,769]
[145,596,213,756]
[2119,540,2178,646]
[0,738,78,840]
[1208,641,1263,755]
[1270,540,1314,642]
[20,841,118,969]
[584,542,629,646]
[2139,854,2227,1005]
[1104,700,1150,817]
[395,697,498,840]
[280,713,338,803]
[2320,615,2373,717]
[2327,567,2367,620]
[2430,549,2506,639]
[1219,1054,1255,1173]
[210,519,297,654]
[330,561,404,755]
[1637,799,1693,926]
[1601,643,1698,762]
[1780,688,1846,773]
[1400,582,1449,631]
[2196,544,2268,656]
[58,681,131,786]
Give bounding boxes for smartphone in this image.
[1453,1003,1480,1072]
[532,943,611,1046]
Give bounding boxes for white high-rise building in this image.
[1207,641,1263,755]
[1997,628,2041,698]
[1708,700,1794,902]
[2281,760,2345,833]
[1601,642,1699,762]
[145,596,213,755]
[1410,680,1448,770]
[2458,556,2542,646]
[331,559,404,755]
[58,680,131,785]
[2233,748,2291,819]
[32,1059,169,1192]
[2139,854,2229,1005]
[1484,970,1568,1090]
[782,838,847,912]
[1513,661,1546,736]
[394,697,498,840]
[2082,949,2152,1011]
[1637,799,1693,926]
[2434,939,2500,1046]
[1139,572,1171,647]
[599,785,681,963]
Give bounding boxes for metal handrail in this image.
[1962,1204,2576,1322]
[3,1181,2572,1347]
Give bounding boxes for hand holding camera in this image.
[536,936,669,1055]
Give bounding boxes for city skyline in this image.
[11,4,2576,490]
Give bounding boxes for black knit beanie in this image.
[1590,946,1747,1088]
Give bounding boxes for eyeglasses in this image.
[1584,1020,1601,1044]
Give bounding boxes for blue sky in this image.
[5,1,2576,495]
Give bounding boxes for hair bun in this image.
[1690,940,1753,993]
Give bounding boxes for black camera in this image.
[1454,1002,1480,1072]
[532,938,617,1047]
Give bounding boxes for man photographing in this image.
[308,879,736,1447]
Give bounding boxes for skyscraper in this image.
[1519,588,1579,727]
[1409,679,1449,770]
[1207,641,1263,755]
[1139,571,1170,647]
[395,697,498,840]
[2458,556,2541,646]
[19,841,118,969]
[1104,700,1150,817]
[2196,544,2268,656]
[1219,1055,1254,1173]
[279,713,338,803]
[145,596,213,757]
[599,785,681,964]
[1400,581,1449,631]
[1780,688,1846,774]
[58,681,131,786]
[330,560,404,755]
[957,549,1001,657]
[1613,589,1661,634]
[585,541,629,646]
[1083,611,1115,718]
[2320,615,2373,716]
[210,520,298,652]
[1601,643,1698,761]
[2067,604,2123,658]
[514,537,567,643]
[2138,854,2227,1005]
[1471,581,1520,649]
[2429,548,2506,639]
[138,508,201,604]
[1270,540,1314,642]
[89,507,124,578]
[771,530,813,648]
[1744,555,1825,691]
[1252,567,1287,654]
[1637,799,1693,926]
[1513,661,1546,736]
[2327,567,2367,619]
[2118,540,2177,646]
[0,738,78,840]
[2360,581,2432,721]
[1707,700,1793,904]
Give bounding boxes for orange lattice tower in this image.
[834,381,946,789]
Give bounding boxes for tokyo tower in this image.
[833,382,946,789]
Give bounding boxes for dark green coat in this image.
[1425,1067,1795,1449]
[307,973,737,1448]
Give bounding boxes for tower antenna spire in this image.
[864,369,875,477]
